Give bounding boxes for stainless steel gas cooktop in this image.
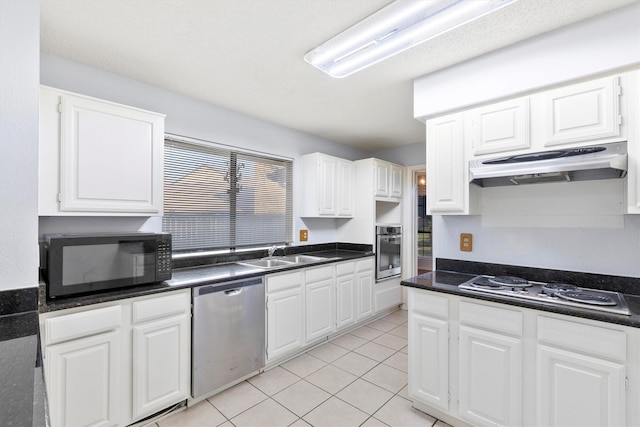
[459,275,631,316]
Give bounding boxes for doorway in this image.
[416,171,432,275]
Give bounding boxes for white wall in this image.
[0,0,40,290]
[373,141,426,167]
[40,53,371,245]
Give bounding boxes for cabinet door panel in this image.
[267,286,304,361]
[336,274,356,329]
[542,77,621,146]
[132,314,190,420]
[356,270,373,320]
[306,278,335,342]
[390,164,403,198]
[409,312,448,411]
[537,345,625,427]
[459,326,523,427]
[471,98,530,155]
[374,161,390,197]
[59,94,163,213]
[318,156,337,215]
[46,330,121,427]
[337,159,354,216]
[427,113,466,213]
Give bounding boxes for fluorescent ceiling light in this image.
[304,0,518,78]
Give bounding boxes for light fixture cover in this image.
[304,0,518,78]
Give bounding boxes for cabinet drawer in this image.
[460,300,523,337]
[538,316,626,361]
[267,271,303,293]
[305,265,333,283]
[336,261,356,276]
[410,290,448,319]
[357,258,374,271]
[44,305,122,345]
[132,291,190,324]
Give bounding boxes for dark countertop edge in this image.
[402,272,640,329]
[39,250,374,313]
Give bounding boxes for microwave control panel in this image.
[156,233,173,281]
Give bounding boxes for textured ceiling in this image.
[40,0,638,151]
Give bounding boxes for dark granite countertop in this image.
[0,288,47,427]
[402,270,640,329]
[40,246,374,313]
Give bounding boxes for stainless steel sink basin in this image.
[280,255,327,263]
[237,258,296,269]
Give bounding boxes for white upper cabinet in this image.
[535,76,622,147]
[39,86,165,216]
[469,97,530,156]
[300,153,354,217]
[373,159,403,199]
[426,113,473,214]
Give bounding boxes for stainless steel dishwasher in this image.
[192,276,265,400]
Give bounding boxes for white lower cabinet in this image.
[458,301,523,427]
[46,329,122,427]
[40,289,191,427]
[537,316,627,427]
[407,288,639,427]
[408,292,449,412]
[336,261,357,329]
[266,256,377,365]
[131,313,191,420]
[305,265,335,343]
[356,259,374,319]
[266,270,305,362]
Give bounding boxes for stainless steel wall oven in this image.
[375,226,401,281]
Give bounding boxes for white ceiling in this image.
[40,0,638,151]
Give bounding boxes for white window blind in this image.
[163,138,293,252]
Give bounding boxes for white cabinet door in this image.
[55,89,164,214]
[337,159,354,216]
[426,113,467,214]
[317,155,337,215]
[537,345,626,427]
[356,268,374,320]
[267,285,304,361]
[46,330,122,427]
[458,326,523,427]
[540,76,622,147]
[336,273,356,330]
[131,314,190,421]
[299,153,354,218]
[374,160,390,197]
[306,276,335,343]
[390,164,403,198]
[409,311,449,412]
[470,97,530,156]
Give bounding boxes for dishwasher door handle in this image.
[224,288,242,296]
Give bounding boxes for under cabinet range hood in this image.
[469,141,627,187]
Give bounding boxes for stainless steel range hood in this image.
[469,141,627,187]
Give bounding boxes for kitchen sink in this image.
[237,258,296,269]
[280,254,327,263]
[235,254,331,270]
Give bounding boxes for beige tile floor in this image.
[152,309,450,427]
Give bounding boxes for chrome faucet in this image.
[268,245,278,257]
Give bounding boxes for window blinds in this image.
[163,138,293,252]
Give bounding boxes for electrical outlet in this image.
[300,229,308,242]
[460,233,472,252]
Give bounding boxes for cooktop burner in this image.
[459,275,630,316]
[542,283,579,295]
[488,276,530,287]
[555,290,617,306]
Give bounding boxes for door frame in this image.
[401,164,426,308]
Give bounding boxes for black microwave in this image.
[42,233,172,299]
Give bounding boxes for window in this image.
[163,137,293,252]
